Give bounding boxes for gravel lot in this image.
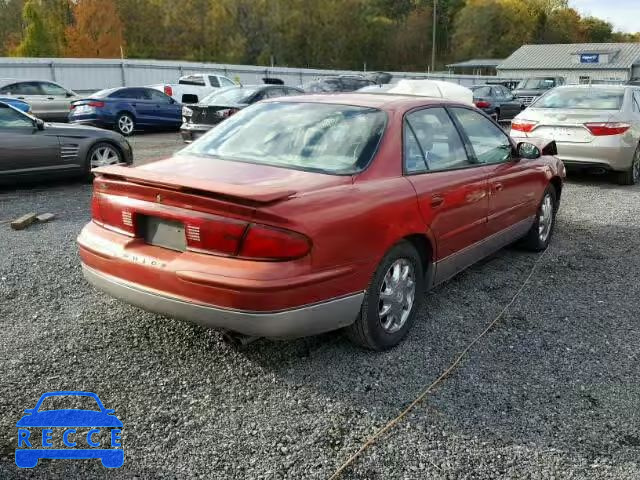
[1,132,639,479]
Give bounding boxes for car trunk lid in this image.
[520,109,619,143]
[187,104,246,125]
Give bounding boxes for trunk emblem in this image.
[156,194,163,203]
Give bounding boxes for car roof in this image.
[266,92,468,111]
[554,84,631,90]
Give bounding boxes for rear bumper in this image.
[554,141,635,172]
[180,123,213,143]
[82,264,363,337]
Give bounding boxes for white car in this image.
[150,73,237,104]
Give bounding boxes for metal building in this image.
[497,43,640,84]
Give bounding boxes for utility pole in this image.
[431,0,437,73]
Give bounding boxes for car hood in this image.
[93,154,353,204]
[16,409,123,427]
[45,122,125,139]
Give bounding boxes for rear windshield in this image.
[533,88,624,110]
[201,87,257,105]
[517,78,557,89]
[471,86,491,96]
[182,102,386,174]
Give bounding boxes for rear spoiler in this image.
[92,165,296,204]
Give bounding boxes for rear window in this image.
[533,88,624,110]
[471,86,491,97]
[517,78,557,89]
[182,102,387,174]
[201,87,257,105]
[179,75,205,86]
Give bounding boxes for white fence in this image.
[0,57,510,92]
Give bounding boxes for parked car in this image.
[511,85,640,185]
[485,79,520,91]
[357,84,395,93]
[0,96,31,114]
[150,73,237,104]
[470,85,524,122]
[181,84,304,142]
[78,93,564,350]
[303,75,376,93]
[512,76,565,107]
[69,87,182,136]
[0,78,79,121]
[0,101,132,183]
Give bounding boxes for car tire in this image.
[84,142,123,180]
[616,144,640,186]
[115,113,135,136]
[346,241,424,350]
[521,185,557,252]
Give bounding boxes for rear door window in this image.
[39,82,69,96]
[450,107,512,164]
[403,107,471,173]
[208,76,221,88]
[0,82,42,95]
[147,89,172,103]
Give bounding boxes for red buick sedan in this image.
[78,93,565,350]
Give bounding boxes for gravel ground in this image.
[0,135,639,479]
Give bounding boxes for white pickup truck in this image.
[150,73,237,104]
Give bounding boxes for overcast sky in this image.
[570,0,639,33]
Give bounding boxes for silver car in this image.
[511,85,640,185]
[0,78,79,122]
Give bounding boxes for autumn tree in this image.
[65,0,123,58]
[0,0,24,55]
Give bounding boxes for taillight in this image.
[70,104,76,110]
[91,194,136,236]
[217,108,239,118]
[239,225,311,260]
[511,120,538,133]
[474,100,490,108]
[184,217,248,256]
[584,122,630,136]
[164,85,173,97]
[88,101,104,108]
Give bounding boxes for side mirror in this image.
[34,118,45,130]
[517,142,541,159]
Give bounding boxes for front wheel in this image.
[84,142,123,180]
[115,113,135,136]
[521,185,557,251]
[346,241,424,350]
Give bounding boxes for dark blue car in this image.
[69,87,182,136]
[0,97,31,113]
[15,391,123,468]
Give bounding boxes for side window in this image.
[451,107,512,164]
[147,89,171,103]
[219,77,236,87]
[208,76,221,88]
[493,87,505,99]
[0,104,33,128]
[179,75,205,86]
[109,89,133,99]
[39,82,68,96]
[130,89,150,100]
[285,88,302,96]
[404,107,471,173]
[0,83,19,94]
[2,82,42,95]
[263,88,286,99]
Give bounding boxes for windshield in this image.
[201,87,257,105]
[532,88,624,110]
[182,102,386,174]
[517,78,556,90]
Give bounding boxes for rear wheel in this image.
[616,144,640,186]
[346,242,424,350]
[115,113,135,136]
[521,185,557,251]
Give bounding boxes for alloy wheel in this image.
[538,193,554,243]
[90,145,120,168]
[378,259,415,333]
[118,115,134,135]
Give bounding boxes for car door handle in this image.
[430,195,444,207]
[493,182,504,192]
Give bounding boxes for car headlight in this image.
[182,106,193,117]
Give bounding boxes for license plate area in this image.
[139,215,186,252]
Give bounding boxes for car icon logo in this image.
[15,391,123,468]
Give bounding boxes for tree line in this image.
[1,0,639,71]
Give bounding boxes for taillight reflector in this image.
[511,120,538,133]
[239,225,311,260]
[88,101,104,108]
[474,100,490,108]
[164,85,173,97]
[91,194,136,236]
[584,122,630,136]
